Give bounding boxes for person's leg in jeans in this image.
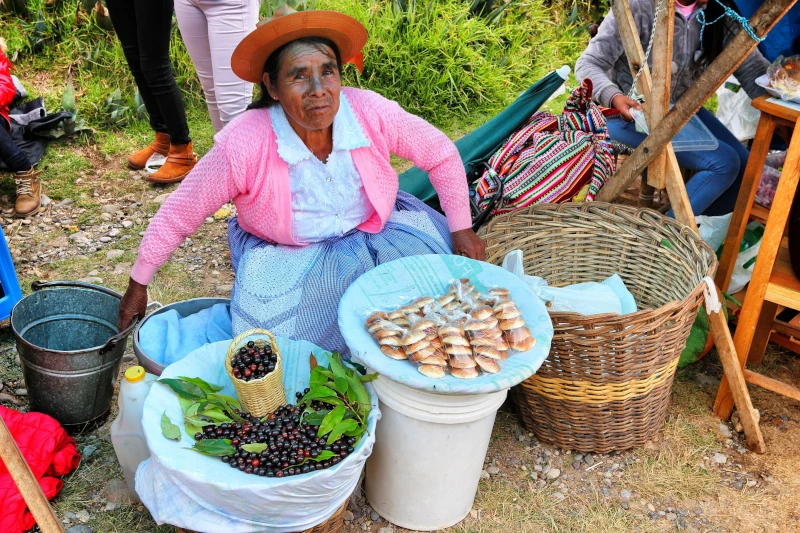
[0,125,42,216]
[176,0,258,132]
[0,126,31,173]
[694,107,751,216]
[607,114,741,216]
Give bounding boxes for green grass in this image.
[1,0,592,140]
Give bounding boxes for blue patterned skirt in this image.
[227,191,453,356]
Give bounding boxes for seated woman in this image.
[118,7,484,355]
[575,0,770,216]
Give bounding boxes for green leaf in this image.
[177,396,194,413]
[319,405,346,437]
[185,421,205,438]
[316,397,343,408]
[62,79,76,113]
[178,376,223,394]
[303,386,337,401]
[190,439,235,457]
[303,410,331,426]
[329,354,347,380]
[159,378,206,401]
[359,373,379,382]
[185,416,214,428]
[185,403,201,419]
[327,419,359,445]
[344,426,364,437]
[346,374,371,411]
[208,393,241,410]
[241,443,268,453]
[312,450,337,462]
[161,412,181,441]
[200,408,232,423]
[333,377,349,395]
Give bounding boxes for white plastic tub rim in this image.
[372,375,508,425]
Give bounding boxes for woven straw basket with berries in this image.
[225,328,286,417]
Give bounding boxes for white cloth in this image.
[270,93,375,243]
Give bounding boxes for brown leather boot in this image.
[14,167,42,217]
[128,132,170,170]
[147,142,197,184]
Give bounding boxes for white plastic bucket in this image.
[365,376,508,531]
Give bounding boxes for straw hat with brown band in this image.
[231,5,368,84]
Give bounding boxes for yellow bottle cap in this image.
[125,366,146,383]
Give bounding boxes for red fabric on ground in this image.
[0,51,15,131]
[0,406,80,533]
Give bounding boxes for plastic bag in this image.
[767,55,800,100]
[501,250,627,315]
[494,300,535,352]
[755,151,786,209]
[439,314,479,380]
[695,214,764,293]
[365,315,406,361]
[465,306,502,373]
[716,77,761,141]
[138,339,380,533]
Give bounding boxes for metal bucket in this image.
[133,297,230,376]
[11,281,137,429]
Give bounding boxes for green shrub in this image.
[316,0,585,128]
[1,0,588,132]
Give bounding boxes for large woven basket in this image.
[226,328,286,417]
[175,499,349,533]
[482,203,716,453]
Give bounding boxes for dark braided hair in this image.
[701,0,744,63]
[247,37,343,110]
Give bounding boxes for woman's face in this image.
[265,42,341,132]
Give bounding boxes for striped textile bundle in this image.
[476,79,615,214]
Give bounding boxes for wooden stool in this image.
[714,95,800,419]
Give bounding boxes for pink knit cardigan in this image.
[130,88,472,285]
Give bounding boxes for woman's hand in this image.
[451,229,486,260]
[118,277,149,332]
[611,94,642,122]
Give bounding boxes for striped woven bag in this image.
[475,79,616,214]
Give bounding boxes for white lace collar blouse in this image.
[269,93,375,243]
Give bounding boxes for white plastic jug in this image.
[111,366,156,502]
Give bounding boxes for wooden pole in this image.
[612,0,653,104]
[597,0,798,203]
[0,416,66,533]
[645,0,674,190]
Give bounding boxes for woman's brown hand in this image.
[451,229,486,260]
[118,277,149,332]
[611,94,642,122]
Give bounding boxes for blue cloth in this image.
[734,0,800,61]
[138,303,233,367]
[607,107,750,216]
[227,191,453,357]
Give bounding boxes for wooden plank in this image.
[748,301,780,365]
[743,369,800,402]
[646,0,674,190]
[715,115,777,292]
[663,147,696,229]
[596,0,798,203]
[715,123,800,420]
[752,94,800,122]
[765,282,800,309]
[707,293,767,453]
[0,417,66,533]
[612,0,653,104]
